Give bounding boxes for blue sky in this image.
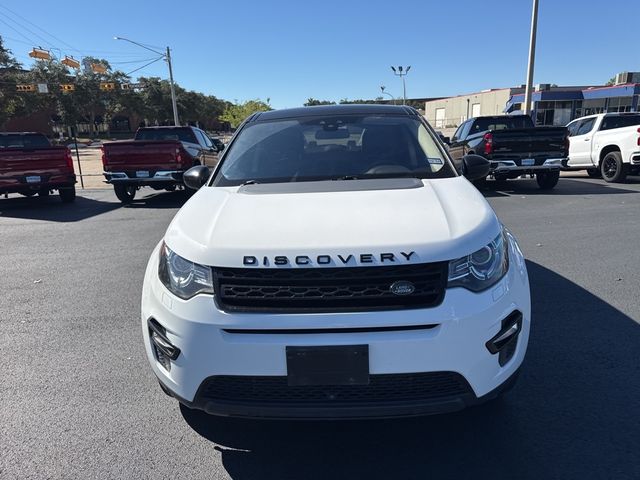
[1,0,638,109]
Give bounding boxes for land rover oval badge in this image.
[390,280,415,296]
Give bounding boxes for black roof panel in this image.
[252,104,418,122]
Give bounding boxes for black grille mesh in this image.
[213,263,448,312]
[198,372,471,405]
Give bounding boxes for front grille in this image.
[197,372,471,405]
[213,263,448,312]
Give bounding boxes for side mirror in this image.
[462,154,491,181]
[438,135,450,145]
[183,165,211,190]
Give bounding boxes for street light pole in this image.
[523,0,539,117]
[114,36,180,126]
[390,66,411,105]
[380,86,396,105]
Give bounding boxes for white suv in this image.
[141,105,531,419]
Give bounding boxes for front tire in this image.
[59,186,76,203]
[586,168,601,178]
[114,184,137,203]
[536,170,560,190]
[601,151,628,183]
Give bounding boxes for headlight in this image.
[158,243,213,299]
[447,231,509,292]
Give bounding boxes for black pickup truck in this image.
[447,115,568,189]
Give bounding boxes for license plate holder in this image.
[25,175,41,183]
[286,345,369,386]
[136,170,150,178]
[521,158,535,166]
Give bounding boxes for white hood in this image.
[164,177,501,267]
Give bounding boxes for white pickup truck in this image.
[566,112,640,182]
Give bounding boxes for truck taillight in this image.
[483,133,493,155]
[176,148,183,164]
[564,135,570,152]
[65,148,73,169]
[101,146,107,167]
[637,127,640,146]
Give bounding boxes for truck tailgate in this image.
[102,141,183,171]
[490,127,567,161]
[0,147,71,177]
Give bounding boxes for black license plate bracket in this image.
[286,345,369,386]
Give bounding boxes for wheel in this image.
[536,170,560,190]
[114,184,137,203]
[59,186,76,203]
[19,190,37,197]
[38,188,50,200]
[493,175,509,188]
[472,176,488,189]
[586,168,601,178]
[600,151,628,183]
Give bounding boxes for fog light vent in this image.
[486,311,522,366]
[148,319,180,371]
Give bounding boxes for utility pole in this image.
[114,36,180,126]
[391,66,411,105]
[523,0,539,116]
[166,47,179,126]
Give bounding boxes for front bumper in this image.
[141,238,531,418]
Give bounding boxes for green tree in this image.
[304,98,336,106]
[220,99,271,128]
[0,36,29,128]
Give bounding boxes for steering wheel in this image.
[364,165,412,175]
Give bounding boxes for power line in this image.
[0,9,56,50]
[125,56,164,76]
[0,3,79,53]
[0,17,36,45]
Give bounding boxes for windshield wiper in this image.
[240,179,259,186]
[333,175,359,181]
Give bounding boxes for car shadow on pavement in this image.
[180,261,640,480]
[0,193,121,222]
[479,177,639,197]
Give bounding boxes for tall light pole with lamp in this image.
[391,65,411,105]
[114,36,180,126]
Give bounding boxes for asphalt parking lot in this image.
[1,175,639,480]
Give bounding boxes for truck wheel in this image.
[536,170,560,190]
[38,188,50,200]
[59,186,76,203]
[600,151,628,183]
[114,184,137,203]
[586,168,601,178]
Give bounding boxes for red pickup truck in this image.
[0,132,76,203]
[102,126,218,203]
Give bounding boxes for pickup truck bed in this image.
[0,132,76,202]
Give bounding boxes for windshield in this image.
[213,114,454,185]
[135,128,197,143]
[470,116,533,134]
[0,134,50,149]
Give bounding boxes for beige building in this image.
[424,88,512,132]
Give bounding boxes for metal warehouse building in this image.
[425,72,640,133]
